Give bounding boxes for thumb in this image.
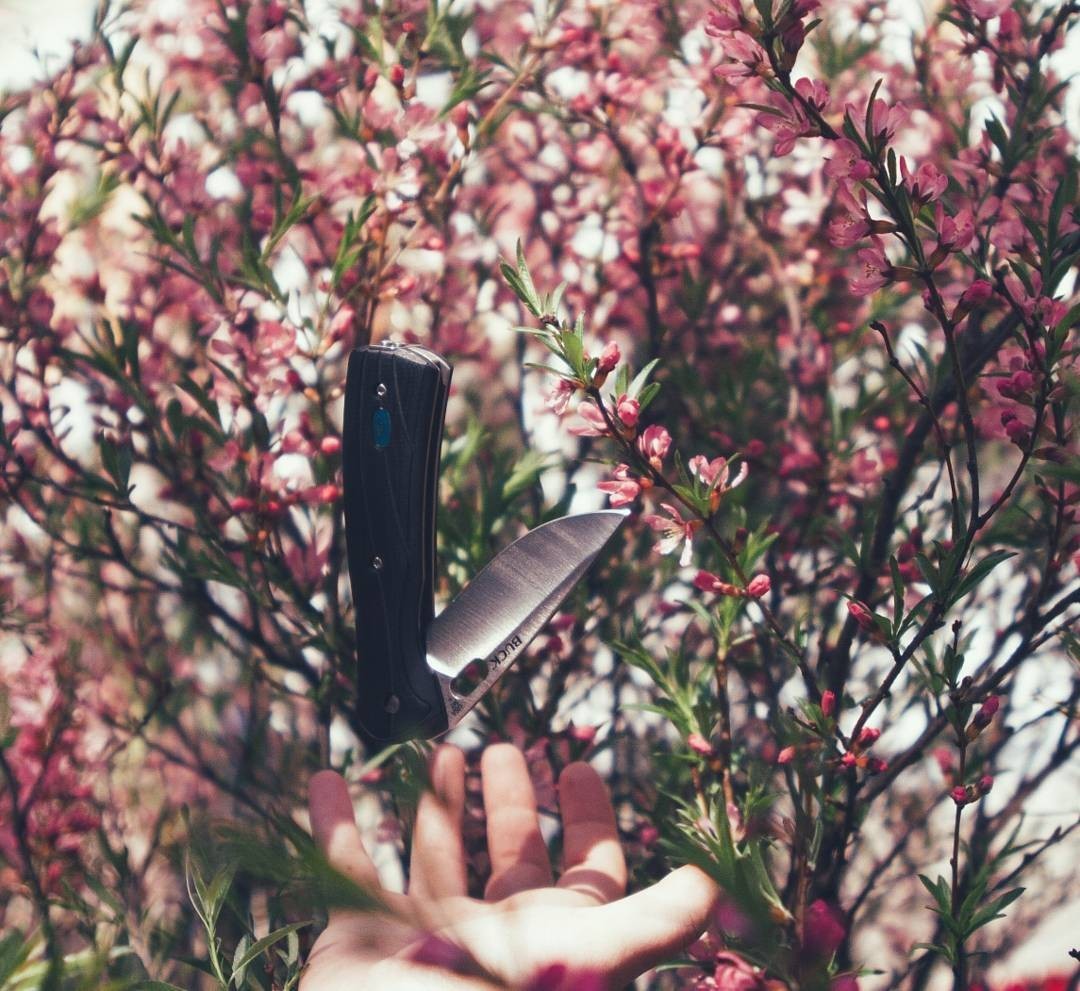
[594,865,719,986]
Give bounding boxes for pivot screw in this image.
[375,383,387,398]
[371,555,383,570]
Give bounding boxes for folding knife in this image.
[343,341,626,747]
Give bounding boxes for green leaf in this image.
[948,550,1015,606]
[626,358,660,400]
[229,922,311,987]
[0,930,31,986]
[965,887,1024,937]
[98,433,132,493]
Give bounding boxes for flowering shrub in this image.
[0,0,1077,988]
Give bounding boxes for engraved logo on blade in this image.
[489,635,522,666]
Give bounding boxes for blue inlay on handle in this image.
[373,407,391,450]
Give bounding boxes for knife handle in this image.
[343,343,451,746]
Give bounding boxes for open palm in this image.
[301,743,718,990]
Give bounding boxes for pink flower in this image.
[825,139,873,182]
[597,463,641,507]
[545,378,576,415]
[689,454,748,493]
[713,952,767,991]
[705,1,743,34]
[746,574,771,598]
[596,341,620,374]
[935,203,976,252]
[803,899,846,957]
[637,424,672,469]
[643,502,700,567]
[952,785,971,805]
[846,599,877,632]
[777,745,796,764]
[865,98,908,145]
[957,0,1011,17]
[901,159,948,202]
[857,726,881,747]
[688,732,713,756]
[569,401,608,436]
[958,279,994,308]
[615,394,640,427]
[821,690,836,717]
[831,975,860,991]
[712,33,769,81]
[848,237,892,295]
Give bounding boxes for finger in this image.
[593,865,720,986]
[409,745,468,901]
[555,762,627,904]
[481,744,553,900]
[309,770,396,919]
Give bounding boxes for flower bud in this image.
[596,341,620,374]
[777,745,797,765]
[687,732,713,756]
[857,726,881,747]
[847,599,877,632]
[746,574,771,599]
[804,899,846,958]
[951,785,970,805]
[821,690,836,718]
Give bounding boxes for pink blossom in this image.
[857,726,881,747]
[713,952,767,991]
[825,139,873,182]
[615,394,640,427]
[848,237,893,295]
[804,899,846,957]
[689,454,748,494]
[777,745,796,764]
[688,732,713,755]
[831,975,860,991]
[957,0,1011,17]
[545,378,576,415]
[569,401,608,436]
[637,424,672,469]
[958,279,994,308]
[643,502,700,567]
[935,203,976,252]
[713,33,769,81]
[596,341,620,374]
[847,599,877,632]
[746,574,771,598]
[901,159,948,202]
[705,1,744,34]
[597,463,641,507]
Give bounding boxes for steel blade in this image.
[426,509,627,728]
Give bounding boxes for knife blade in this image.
[343,342,626,747]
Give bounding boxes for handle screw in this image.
[375,383,387,398]
[371,555,383,570]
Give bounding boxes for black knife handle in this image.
[343,343,451,746]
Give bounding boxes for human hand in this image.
[301,743,718,990]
